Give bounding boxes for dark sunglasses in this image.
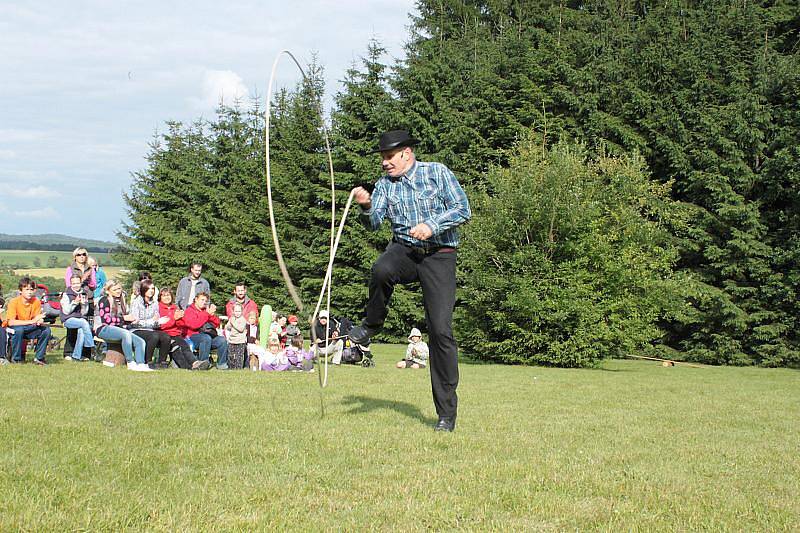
[75,253,87,256]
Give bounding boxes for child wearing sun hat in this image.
[397,327,429,369]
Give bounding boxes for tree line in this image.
[122,0,800,367]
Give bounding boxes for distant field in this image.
[12,266,127,281]
[0,250,118,269]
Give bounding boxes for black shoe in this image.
[348,325,374,346]
[434,416,456,432]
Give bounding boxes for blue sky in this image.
[0,1,416,242]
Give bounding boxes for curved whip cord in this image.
[264,50,354,389]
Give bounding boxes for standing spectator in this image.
[285,314,301,340]
[182,292,228,369]
[6,277,52,365]
[157,288,209,370]
[88,256,107,301]
[176,263,210,310]
[129,279,171,368]
[274,313,288,347]
[64,247,96,296]
[245,311,266,370]
[94,280,150,372]
[59,274,94,362]
[225,281,258,321]
[224,303,248,369]
[312,311,343,365]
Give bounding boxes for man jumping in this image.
[349,130,471,432]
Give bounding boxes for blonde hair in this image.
[104,279,122,295]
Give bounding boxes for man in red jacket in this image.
[225,281,258,321]
[183,292,229,369]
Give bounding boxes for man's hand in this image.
[174,309,184,320]
[208,304,217,315]
[352,187,372,209]
[409,223,433,241]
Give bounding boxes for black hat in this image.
[372,130,419,153]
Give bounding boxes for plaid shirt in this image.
[360,161,471,248]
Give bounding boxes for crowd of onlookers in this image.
[1,248,429,372]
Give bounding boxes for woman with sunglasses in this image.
[64,247,96,299]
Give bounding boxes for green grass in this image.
[1,345,798,530]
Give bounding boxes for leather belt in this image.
[393,237,456,255]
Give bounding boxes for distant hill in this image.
[0,233,119,253]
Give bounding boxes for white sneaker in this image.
[127,361,138,370]
[133,363,154,372]
[65,356,72,361]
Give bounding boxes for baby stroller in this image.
[337,317,374,368]
[35,283,62,324]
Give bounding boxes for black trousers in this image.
[133,330,172,364]
[169,336,198,369]
[365,241,459,418]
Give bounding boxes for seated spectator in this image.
[312,310,343,365]
[260,333,290,371]
[225,303,248,369]
[245,311,266,370]
[0,288,8,365]
[397,327,429,369]
[285,334,314,371]
[225,281,258,320]
[176,262,209,310]
[60,274,94,362]
[89,256,107,300]
[129,279,171,368]
[130,271,158,307]
[64,247,96,302]
[157,288,209,370]
[94,280,151,372]
[6,277,52,365]
[183,292,229,369]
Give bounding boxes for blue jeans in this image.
[63,317,95,360]
[0,326,6,359]
[10,324,51,362]
[188,333,228,368]
[97,325,146,364]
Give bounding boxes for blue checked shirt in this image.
[360,161,471,248]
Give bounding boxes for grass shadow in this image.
[342,395,437,427]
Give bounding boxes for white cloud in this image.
[0,149,16,159]
[4,185,62,199]
[190,69,251,109]
[11,206,60,219]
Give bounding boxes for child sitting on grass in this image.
[397,327,429,369]
[260,333,289,371]
[285,334,314,372]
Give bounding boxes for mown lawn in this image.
[1,345,798,530]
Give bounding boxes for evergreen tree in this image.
[458,136,691,366]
